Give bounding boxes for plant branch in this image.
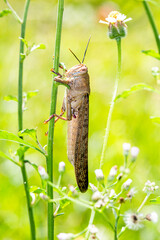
[143,0,160,54]
[100,37,122,169]
[18,0,36,239]
[47,1,64,239]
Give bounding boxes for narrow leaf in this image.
[115,83,160,102]
[142,50,160,60]
[150,116,160,124]
[4,95,18,102]
[18,129,37,142]
[27,90,39,100]
[0,130,45,155]
[0,150,20,166]
[30,44,46,52]
[0,9,12,17]
[150,196,160,204]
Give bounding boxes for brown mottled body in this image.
[61,64,90,192]
[65,64,90,192]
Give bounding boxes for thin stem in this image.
[143,0,160,54]
[5,0,22,24]
[47,1,64,239]
[137,194,150,213]
[57,174,62,188]
[114,208,120,240]
[124,155,128,169]
[85,209,95,239]
[100,37,122,169]
[18,0,36,239]
[117,225,128,238]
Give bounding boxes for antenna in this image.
[69,48,81,64]
[82,36,91,64]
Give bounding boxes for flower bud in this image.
[92,191,102,201]
[131,147,139,162]
[58,161,65,173]
[95,169,104,183]
[123,143,131,156]
[108,165,118,181]
[122,179,132,190]
[146,212,158,223]
[152,67,159,77]
[57,233,74,240]
[38,166,48,180]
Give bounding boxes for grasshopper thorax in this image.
[66,64,90,94]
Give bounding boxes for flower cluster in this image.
[143,180,159,194]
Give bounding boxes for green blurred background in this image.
[0,0,160,239]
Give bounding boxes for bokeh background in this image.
[0,0,160,239]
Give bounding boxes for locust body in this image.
[55,64,90,192]
[45,39,91,192]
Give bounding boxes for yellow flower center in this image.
[108,11,120,19]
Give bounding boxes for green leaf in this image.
[0,150,20,166]
[4,95,18,102]
[19,37,28,48]
[150,196,160,204]
[0,9,12,17]
[142,50,160,60]
[115,83,160,102]
[27,90,39,100]
[0,130,45,155]
[16,146,29,158]
[150,116,160,124]
[18,129,37,142]
[30,43,46,53]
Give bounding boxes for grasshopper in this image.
[45,38,90,192]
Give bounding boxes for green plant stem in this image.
[114,208,120,240]
[5,0,22,23]
[47,1,64,239]
[85,209,96,239]
[143,0,160,54]
[18,0,36,239]
[100,37,122,169]
[137,193,150,212]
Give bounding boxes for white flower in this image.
[123,143,131,156]
[88,224,98,234]
[99,11,132,25]
[59,161,65,173]
[38,166,48,180]
[95,169,104,182]
[127,187,137,199]
[95,199,105,208]
[69,185,78,197]
[109,189,116,198]
[152,67,160,76]
[124,212,144,231]
[57,233,74,240]
[143,180,159,194]
[146,212,158,223]
[108,165,118,180]
[92,191,103,201]
[123,179,132,190]
[89,183,98,192]
[131,147,139,160]
[120,166,130,174]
